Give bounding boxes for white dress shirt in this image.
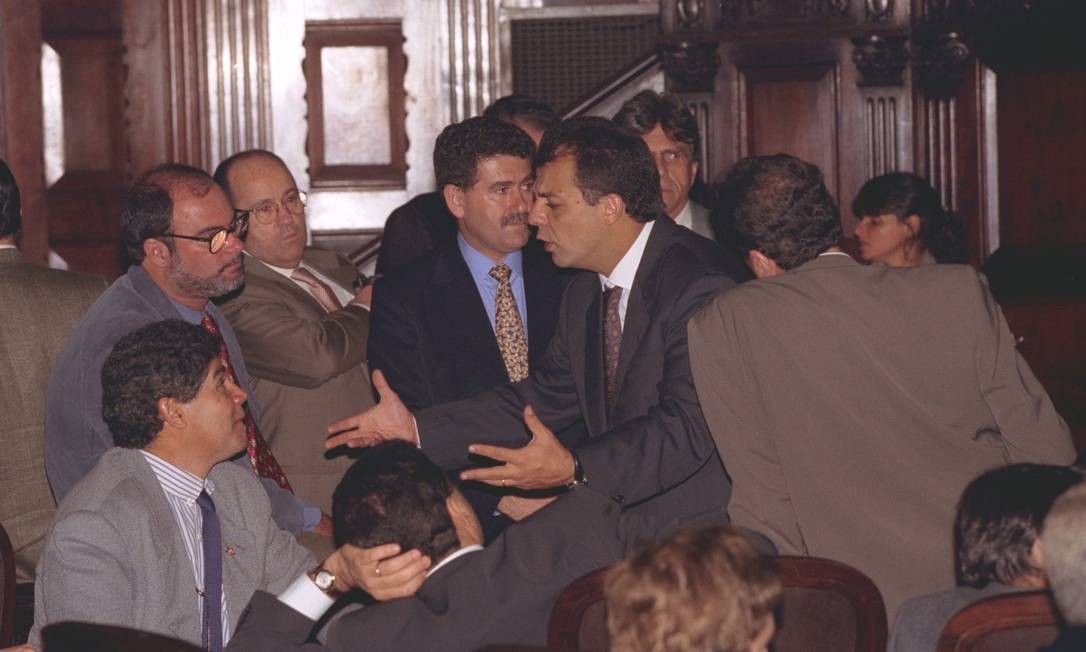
[598,220,655,328]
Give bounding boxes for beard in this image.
[169,253,244,299]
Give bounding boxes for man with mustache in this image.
[367,116,568,539]
[45,164,318,536]
[213,150,375,554]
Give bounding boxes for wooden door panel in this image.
[739,62,840,199]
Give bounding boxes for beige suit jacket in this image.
[217,248,374,514]
[0,248,107,582]
[688,253,1075,616]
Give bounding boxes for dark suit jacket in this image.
[369,238,565,412]
[225,486,731,652]
[416,217,751,522]
[369,239,570,535]
[374,191,458,277]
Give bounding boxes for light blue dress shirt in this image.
[457,234,529,337]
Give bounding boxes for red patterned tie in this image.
[201,312,294,491]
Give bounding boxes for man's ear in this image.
[442,184,467,220]
[690,159,700,185]
[143,238,172,269]
[599,193,627,225]
[904,214,921,237]
[158,396,186,429]
[746,250,784,279]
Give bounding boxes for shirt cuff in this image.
[301,504,322,532]
[277,573,335,621]
[413,416,421,448]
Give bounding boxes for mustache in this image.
[501,211,528,227]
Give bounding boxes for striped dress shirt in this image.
[140,451,231,644]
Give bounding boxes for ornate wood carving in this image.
[912,31,970,98]
[676,0,707,30]
[658,41,720,93]
[851,35,908,87]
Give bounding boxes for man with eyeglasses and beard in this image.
[45,164,321,538]
[213,150,376,556]
[367,117,569,541]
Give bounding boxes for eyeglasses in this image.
[160,211,249,254]
[242,189,308,226]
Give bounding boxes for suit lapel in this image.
[213,491,259,625]
[582,283,608,435]
[302,247,358,291]
[429,247,506,375]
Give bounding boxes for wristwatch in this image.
[566,451,586,488]
[308,567,344,600]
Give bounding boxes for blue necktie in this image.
[197,491,223,652]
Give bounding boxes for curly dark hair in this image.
[0,158,21,239]
[955,463,1082,588]
[612,90,700,161]
[433,116,536,192]
[121,163,215,263]
[482,95,558,134]
[101,320,220,449]
[535,116,665,223]
[714,154,842,269]
[852,172,968,264]
[332,441,459,563]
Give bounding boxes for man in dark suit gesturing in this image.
[368,117,567,534]
[329,117,750,527]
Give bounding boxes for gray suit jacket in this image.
[889,582,1021,651]
[45,264,309,533]
[688,254,1075,615]
[217,249,374,513]
[0,248,107,582]
[226,486,731,651]
[30,448,314,648]
[416,217,752,523]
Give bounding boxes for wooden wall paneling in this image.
[0,0,47,264]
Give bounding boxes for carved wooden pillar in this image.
[122,0,271,176]
[442,0,500,123]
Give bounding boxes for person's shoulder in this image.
[378,246,448,294]
[56,449,155,517]
[652,219,751,290]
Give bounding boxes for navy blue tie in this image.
[197,491,223,652]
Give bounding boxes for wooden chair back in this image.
[936,590,1061,652]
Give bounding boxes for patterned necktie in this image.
[291,267,343,313]
[196,491,223,652]
[602,285,623,405]
[489,263,529,382]
[200,312,293,491]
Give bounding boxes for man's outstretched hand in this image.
[326,369,417,449]
[460,405,575,490]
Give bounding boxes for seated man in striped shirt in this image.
[30,321,422,650]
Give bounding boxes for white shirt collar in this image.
[427,544,484,577]
[599,220,655,292]
[246,251,305,279]
[818,251,853,259]
[0,243,17,250]
[673,200,693,231]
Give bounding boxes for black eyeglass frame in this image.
[159,210,250,254]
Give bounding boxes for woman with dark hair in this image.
[852,172,968,266]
